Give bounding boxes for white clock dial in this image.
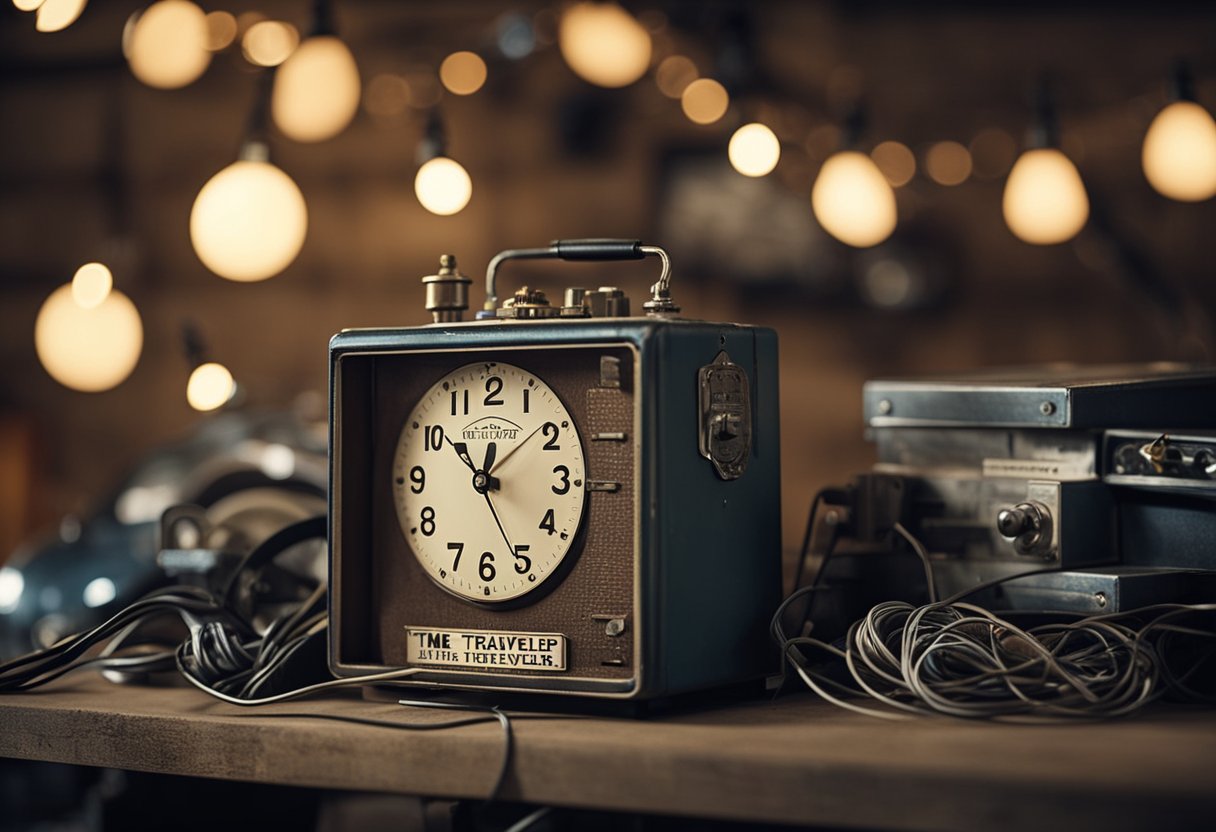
[393,362,587,603]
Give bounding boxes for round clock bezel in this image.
[392,361,590,608]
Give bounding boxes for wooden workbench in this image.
[2,675,1215,831]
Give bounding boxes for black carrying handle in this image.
[551,238,645,261]
[482,239,675,315]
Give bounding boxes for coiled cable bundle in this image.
[775,574,1216,720]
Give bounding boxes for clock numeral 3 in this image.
[448,541,464,571]
[420,506,436,536]
[539,508,556,536]
[484,376,504,407]
[542,422,560,451]
[424,425,444,452]
[409,466,425,494]
[513,544,532,574]
[551,465,570,495]
[479,551,496,582]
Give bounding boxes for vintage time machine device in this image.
[328,239,782,699]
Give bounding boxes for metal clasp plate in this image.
[698,350,751,480]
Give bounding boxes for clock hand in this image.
[488,422,546,474]
[446,438,501,491]
[482,491,515,556]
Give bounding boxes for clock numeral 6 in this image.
[448,541,464,571]
[552,465,570,495]
[424,425,444,452]
[409,465,425,494]
[479,551,496,582]
[513,544,532,574]
[542,422,560,451]
[420,506,436,536]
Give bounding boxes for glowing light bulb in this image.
[71,262,112,309]
[272,35,361,142]
[1142,101,1216,202]
[414,157,472,216]
[242,20,298,67]
[187,362,235,411]
[35,0,86,32]
[558,1,651,88]
[810,151,898,248]
[125,1,210,90]
[728,123,780,177]
[440,51,487,96]
[870,141,916,187]
[1002,148,1089,245]
[35,284,143,392]
[190,159,308,281]
[681,78,729,125]
[13,1,45,12]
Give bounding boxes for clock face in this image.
[393,361,587,603]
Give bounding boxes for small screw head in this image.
[877,399,893,415]
[605,619,625,637]
[1040,401,1056,416]
[1094,591,1108,609]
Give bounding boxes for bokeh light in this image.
[126,1,211,90]
[681,78,729,125]
[35,0,86,32]
[811,151,898,248]
[190,160,308,281]
[870,141,916,187]
[272,35,361,142]
[35,284,143,392]
[414,157,473,216]
[1142,100,1216,202]
[558,1,651,88]
[440,51,488,96]
[924,140,972,186]
[71,262,113,309]
[205,10,237,51]
[728,123,781,177]
[656,55,697,99]
[187,362,236,412]
[1002,148,1089,244]
[364,73,411,118]
[242,20,298,67]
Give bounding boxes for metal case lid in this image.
[864,363,1216,429]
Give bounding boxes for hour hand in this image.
[447,439,477,472]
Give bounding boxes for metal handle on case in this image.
[482,239,677,316]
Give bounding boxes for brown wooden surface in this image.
[2,675,1216,831]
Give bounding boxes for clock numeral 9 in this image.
[424,425,444,452]
[479,551,496,582]
[552,465,570,495]
[513,545,531,574]
[448,541,464,571]
[542,422,560,451]
[484,376,504,407]
[539,508,556,536]
[420,506,436,536]
[409,466,425,494]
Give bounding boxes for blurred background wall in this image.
[2,0,1215,577]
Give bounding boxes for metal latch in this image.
[698,351,751,480]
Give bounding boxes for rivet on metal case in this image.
[698,350,751,480]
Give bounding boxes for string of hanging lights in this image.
[20,0,1216,399]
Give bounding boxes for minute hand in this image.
[488,422,547,473]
